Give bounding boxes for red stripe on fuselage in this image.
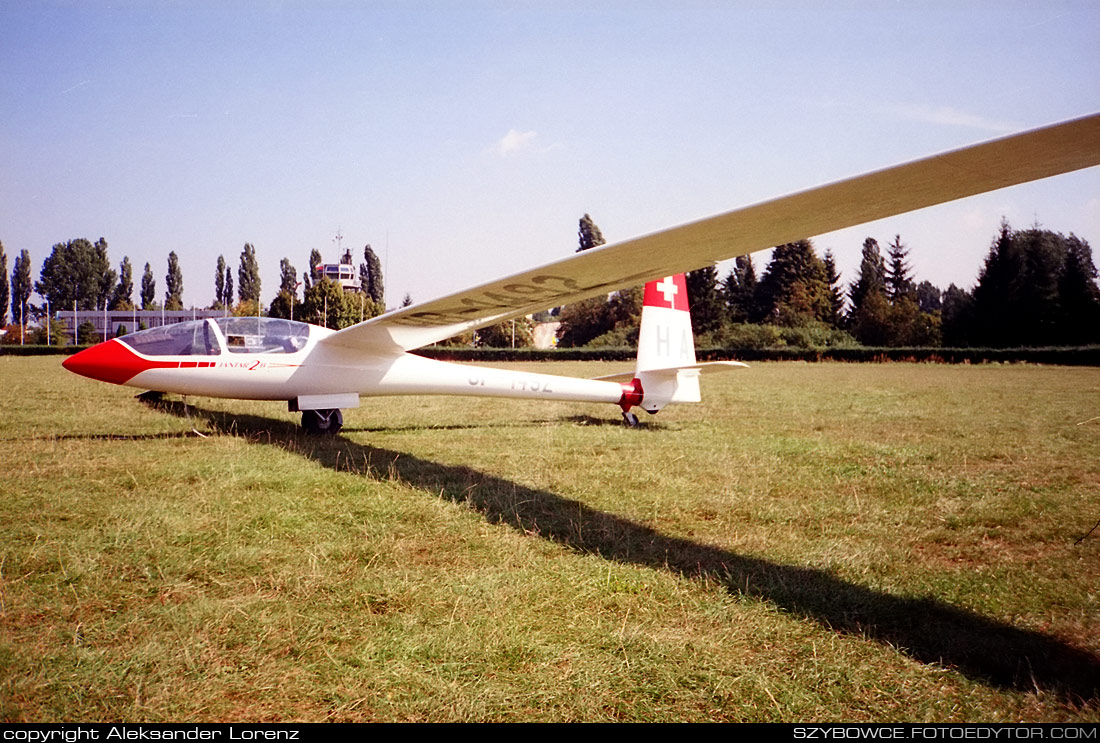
[62,339,182,385]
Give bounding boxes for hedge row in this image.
[417,345,1100,366]
[5,343,1099,366]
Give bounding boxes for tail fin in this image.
[628,274,746,414]
[636,275,696,373]
[631,274,700,412]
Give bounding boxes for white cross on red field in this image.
[656,276,678,306]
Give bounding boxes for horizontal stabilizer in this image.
[592,360,748,383]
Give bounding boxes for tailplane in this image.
[595,274,746,420]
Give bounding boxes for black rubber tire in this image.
[302,408,343,435]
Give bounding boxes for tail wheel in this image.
[302,408,343,435]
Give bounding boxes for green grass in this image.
[1,357,1098,721]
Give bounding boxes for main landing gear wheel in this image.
[622,411,640,427]
[302,408,343,435]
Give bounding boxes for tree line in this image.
[0,239,390,344]
[552,215,1100,350]
[2,215,1097,349]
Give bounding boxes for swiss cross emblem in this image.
[656,277,678,306]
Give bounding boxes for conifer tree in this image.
[686,266,722,333]
[755,239,831,326]
[723,255,758,323]
[848,237,886,317]
[1056,235,1100,344]
[885,235,914,301]
[822,249,845,328]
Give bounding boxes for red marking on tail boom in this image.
[618,377,644,411]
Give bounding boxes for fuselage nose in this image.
[62,339,142,385]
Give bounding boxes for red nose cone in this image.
[63,340,147,385]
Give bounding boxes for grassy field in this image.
[1,356,1098,722]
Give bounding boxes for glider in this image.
[63,113,1100,433]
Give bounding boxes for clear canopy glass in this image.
[118,318,310,356]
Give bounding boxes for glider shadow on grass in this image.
[148,399,1100,703]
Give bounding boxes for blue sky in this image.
[2,1,1098,309]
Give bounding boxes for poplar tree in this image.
[577,214,605,252]
[214,255,226,309]
[165,251,184,310]
[237,243,261,304]
[0,241,8,326]
[223,267,234,310]
[110,257,134,310]
[268,258,301,320]
[11,249,32,331]
[360,244,385,307]
[140,263,157,309]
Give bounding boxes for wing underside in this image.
[319,113,1100,355]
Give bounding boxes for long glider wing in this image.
[321,113,1100,355]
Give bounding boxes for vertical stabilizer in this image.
[632,274,701,412]
[636,274,696,373]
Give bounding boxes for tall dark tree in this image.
[577,213,605,252]
[848,237,887,317]
[305,248,323,291]
[360,243,384,307]
[965,221,1100,347]
[1056,234,1100,345]
[915,281,942,314]
[223,267,234,310]
[557,214,612,345]
[268,258,302,320]
[970,220,1024,346]
[723,255,758,323]
[941,284,973,347]
[237,243,261,304]
[140,262,157,310]
[686,266,722,334]
[11,249,32,330]
[0,241,8,326]
[885,235,914,301]
[164,251,184,310]
[755,240,832,326]
[888,257,911,305]
[94,238,116,307]
[822,249,845,328]
[214,255,226,309]
[36,238,114,311]
[110,257,134,310]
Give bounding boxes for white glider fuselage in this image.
[62,316,632,411]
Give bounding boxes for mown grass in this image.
[1,357,1098,722]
